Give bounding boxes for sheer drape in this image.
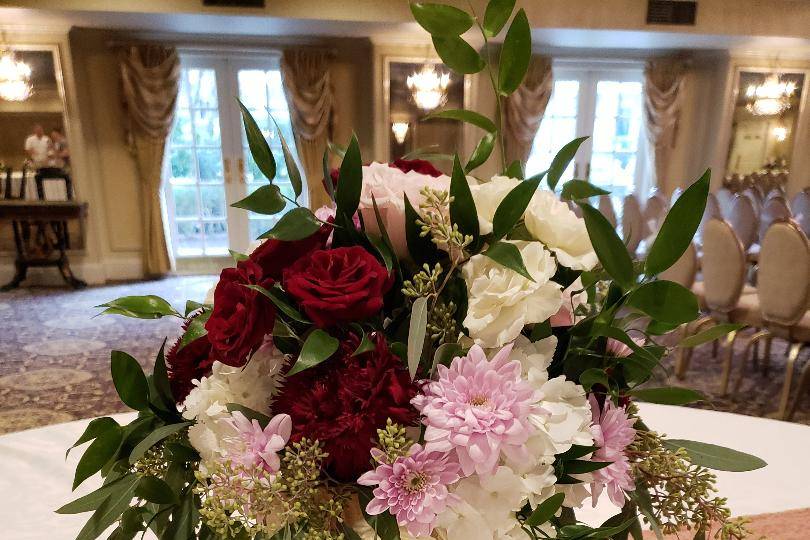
[280,49,335,210]
[119,45,179,276]
[644,57,687,192]
[503,55,553,166]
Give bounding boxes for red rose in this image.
[390,158,443,178]
[282,246,392,328]
[273,332,418,481]
[205,260,276,367]
[249,225,331,281]
[166,318,215,402]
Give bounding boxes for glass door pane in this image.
[526,79,581,179]
[165,66,230,257]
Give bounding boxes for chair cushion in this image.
[730,293,762,327]
[789,311,810,342]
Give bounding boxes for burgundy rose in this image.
[249,225,331,281]
[273,332,418,481]
[390,158,443,178]
[205,260,276,367]
[166,318,215,402]
[282,246,392,328]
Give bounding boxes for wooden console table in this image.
[0,200,89,290]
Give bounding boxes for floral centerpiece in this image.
[60,2,765,540]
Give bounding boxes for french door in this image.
[163,54,303,259]
[526,67,648,208]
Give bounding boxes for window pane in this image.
[193,109,221,146]
[172,186,199,218]
[169,149,196,183]
[238,70,269,110]
[188,69,218,108]
[200,186,226,218]
[170,109,193,145]
[203,222,229,255]
[197,149,223,183]
[526,80,580,179]
[249,217,276,241]
[176,221,203,257]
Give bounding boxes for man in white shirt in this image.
[24,124,51,168]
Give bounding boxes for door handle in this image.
[237,158,245,184]
[223,158,231,184]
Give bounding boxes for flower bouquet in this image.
[60,2,765,540]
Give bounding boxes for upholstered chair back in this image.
[758,221,810,329]
[716,187,735,217]
[659,242,698,288]
[759,196,792,242]
[729,195,758,249]
[791,190,810,235]
[621,194,644,255]
[598,195,617,228]
[701,219,747,314]
[670,187,683,207]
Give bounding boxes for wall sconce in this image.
[391,122,409,144]
[772,126,788,142]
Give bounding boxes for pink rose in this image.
[358,162,449,259]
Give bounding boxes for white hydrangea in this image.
[462,241,563,348]
[182,341,286,460]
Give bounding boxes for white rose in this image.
[462,240,563,348]
[525,190,598,271]
[469,175,520,235]
[357,162,450,259]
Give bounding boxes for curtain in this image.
[644,57,687,192]
[119,45,179,277]
[503,55,553,166]
[280,48,335,210]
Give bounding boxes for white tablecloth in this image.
[1,405,808,539]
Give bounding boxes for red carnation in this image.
[249,225,331,281]
[166,318,214,402]
[205,259,276,367]
[390,158,443,177]
[282,246,392,328]
[273,332,418,481]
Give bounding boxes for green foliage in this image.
[128,422,191,464]
[405,194,440,263]
[661,440,767,472]
[135,475,178,505]
[74,474,140,540]
[287,329,339,376]
[560,179,610,201]
[245,284,309,323]
[407,296,429,378]
[237,99,275,181]
[465,131,497,172]
[271,116,303,199]
[258,207,321,241]
[483,0,516,37]
[449,156,480,242]
[110,351,150,411]
[431,35,485,74]
[679,323,743,348]
[410,2,474,35]
[483,241,534,281]
[96,295,179,319]
[424,108,497,132]
[548,137,588,191]
[491,176,541,240]
[627,280,699,325]
[231,184,286,215]
[73,424,123,489]
[498,9,531,95]
[578,203,634,290]
[524,492,564,527]
[335,134,363,219]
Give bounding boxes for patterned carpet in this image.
[0,275,808,434]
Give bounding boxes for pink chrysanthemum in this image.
[605,337,644,358]
[411,344,539,477]
[588,395,636,507]
[223,411,292,476]
[358,444,461,537]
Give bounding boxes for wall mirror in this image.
[385,58,468,171]
[725,69,805,180]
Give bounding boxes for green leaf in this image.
[504,159,524,179]
[335,134,363,219]
[433,342,462,371]
[358,486,401,540]
[164,442,200,463]
[352,330,377,356]
[483,0,516,37]
[231,184,286,215]
[167,493,196,540]
[237,98,276,181]
[661,439,767,472]
[410,2,474,35]
[424,108,496,132]
[73,425,123,489]
[271,115,303,199]
[404,193,440,262]
[226,403,272,428]
[483,241,534,281]
[58,475,127,514]
[322,148,336,201]
[627,280,698,325]
[328,140,347,158]
[258,207,321,241]
[491,176,541,240]
[128,422,191,464]
[578,203,634,289]
[67,417,119,458]
[586,519,636,539]
[645,169,710,276]
[525,492,565,527]
[110,351,150,411]
[629,386,705,405]
[579,368,609,391]
[244,284,309,323]
[74,474,140,540]
[177,314,209,352]
[560,179,610,201]
[151,343,176,411]
[498,9,531,95]
[135,475,178,505]
[288,329,339,376]
[564,460,611,474]
[184,299,205,316]
[449,155,479,241]
[557,444,598,461]
[408,296,429,379]
[548,137,588,191]
[465,131,496,172]
[96,295,179,319]
[679,323,744,348]
[432,35,485,74]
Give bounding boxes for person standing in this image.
[49,127,70,170]
[24,124,51,169]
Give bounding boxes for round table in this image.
[1,405,808,539]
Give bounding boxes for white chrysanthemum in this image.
[182,341,286,460]
[524,190,597,271]
[462,241,563,348]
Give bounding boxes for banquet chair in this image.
[742,187,763,216]
[670,187,684,207]
[758,196,791,244]
[697,192,722,246]
[598,195,617,228]
[716,187,735,217]
[35,168,73,201]
[791,190,810,236]
[621,194,644,255]
[728,195,759,251]
[643,192,667,237]
[3,166,26,200]
[732,221,810,419]
[675,219,760,392]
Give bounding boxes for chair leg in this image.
[787,360,810,421]
[712,339,720,359]
[675,316,714,379]
[719,330,740,397]
[778,342,803,419]
[732,330,770,397]
[762,335,773,375]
